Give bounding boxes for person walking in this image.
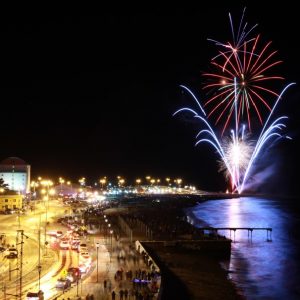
[111,291,116,300]
[124,289,128,299]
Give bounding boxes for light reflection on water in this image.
[188,197,300,300]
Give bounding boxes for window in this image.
[13,199,16,202]
[5,199,8,202]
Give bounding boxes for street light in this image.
[118,178,125,187]
[77,250,80,296]
[17,211,21,228]
[79,177,86,186]
[99,178,107,190]
[37,265,42,290]
[176,178,182,188]
[96,242,100,282]
[109,230,113,262]
[30,181,39,199]
[67,181,72,194]
[40,180,53,255]
[38,218,42,291]
[59,177,65,194]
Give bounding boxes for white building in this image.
[0,157,31,194]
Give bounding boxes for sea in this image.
[186,196,300,300]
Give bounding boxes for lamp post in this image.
[78,177,86,199]
[43,194,49,255]
[37,265,42,290]
[108,224,111,245]
[40,180,53,255]
[59,177,65,195]
[99,178,107,190]
[17,211,21,228]
[67,181,72,194]
[175,178,182,190]
[118,178,125,187]
[77,250,79,296]
[96,242,100,283]
[30,181,39,199]
[105,219,108,244]
[109,230,113,262]
[38,216,42,291]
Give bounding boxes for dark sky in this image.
[0,4,299,194]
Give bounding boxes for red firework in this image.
[203,34,284,135]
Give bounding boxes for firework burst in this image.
[204,8,284,135]
[174,9,295,193]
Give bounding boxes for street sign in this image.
[61,269,68,279]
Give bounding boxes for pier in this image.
[199,227,272,242]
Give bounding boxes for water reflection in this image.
[189,197,300,299]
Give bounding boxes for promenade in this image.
[54,231,159,300]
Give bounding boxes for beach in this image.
[105,194,245,299]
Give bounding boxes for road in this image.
[0,199,75,299]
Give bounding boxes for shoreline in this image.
[107,194,246,299]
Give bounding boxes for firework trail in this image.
[174,83,294,193]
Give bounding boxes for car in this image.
[80,251,90,260]
[66,267,81,283]
[55,278,71,290]
[71,243,79,251]
[59,240,70,250]
[56,230,63,237]
[79,263,90,274]
[26,290,44,300]
[71,236,80,244]
[47,230,63,238]
[79,243,88,252]
[5,248,18,259]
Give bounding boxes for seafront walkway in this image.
[54,231,159,300]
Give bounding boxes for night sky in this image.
[1,4,299,194]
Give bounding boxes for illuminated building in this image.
[0,157,31,194]
[0,193,23,211]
